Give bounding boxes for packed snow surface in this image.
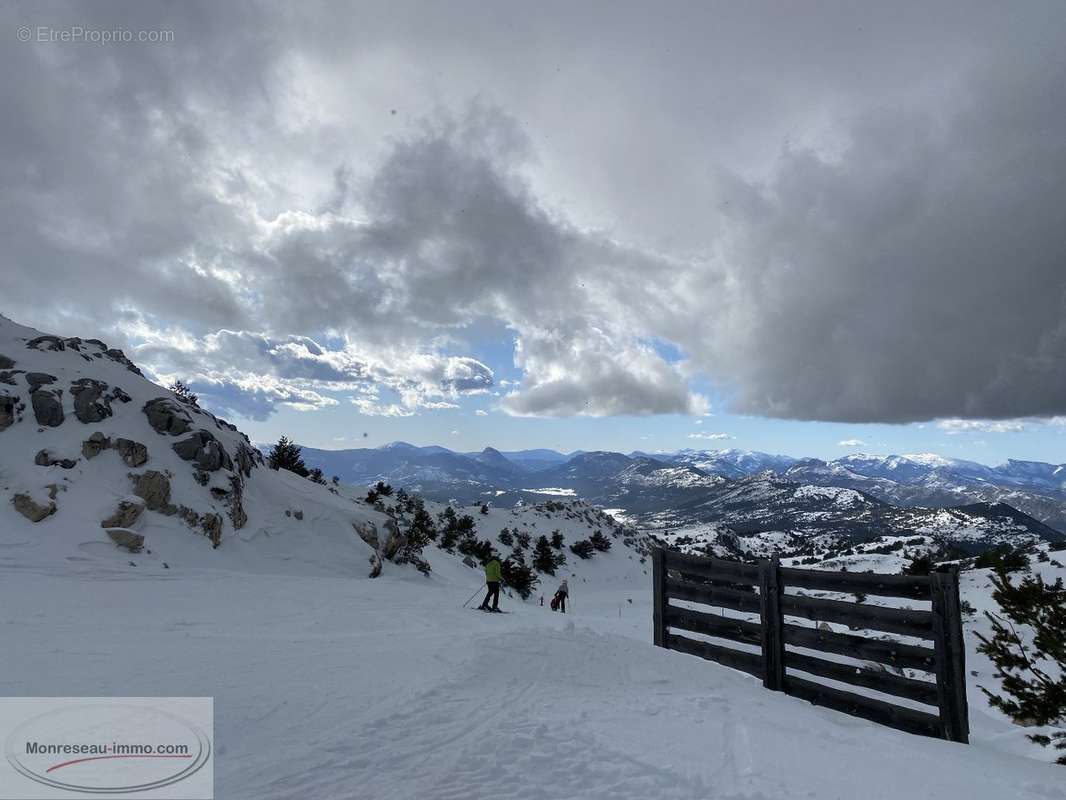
[3,548,1063,799]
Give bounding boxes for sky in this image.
[2,1,1066,464]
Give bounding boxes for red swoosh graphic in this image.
[46,754,193,773]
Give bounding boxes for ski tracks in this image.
[256,627,764,799]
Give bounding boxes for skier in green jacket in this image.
[478,556,502,612]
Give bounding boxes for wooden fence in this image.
[652,548,969,743]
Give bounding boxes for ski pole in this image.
[462,585,484,608]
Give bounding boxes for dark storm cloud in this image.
[691,50,1066,422]
[1,1,1064,422]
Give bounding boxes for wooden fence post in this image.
[759,556,786,691]
[652,548,667,648]
[930,566,969,743]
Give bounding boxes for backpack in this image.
[550,595,559,611]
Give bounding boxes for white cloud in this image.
[688,432,732,441]
[837,439,867,447]
[936,419,1025,435]
[475,409,488,416]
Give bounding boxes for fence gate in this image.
[652,548,968,743]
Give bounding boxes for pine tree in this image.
[498,528,514,547]
[408,505,438,545]
[902,553,934,576]
[268,436,309,477]
[480,503,489,515]
[533,535,557,575]
[975,571,1066,764]
[570,539,595,559]
[501,558,538,599]
[589,530,612,552]
[169,379,199,406]
[550,530,564,549]
[307,467,326,485]
[975,545,1031,573]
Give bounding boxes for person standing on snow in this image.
[478,556,502,612]
[553,579,569,613]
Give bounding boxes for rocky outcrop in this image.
[0,354,14,369]
[110,386,132,404]
[0,370,21,385]
[114,438,148,467]
[129,470,171,511]
[172,430,232,472]
[31,389,64,427]
[106,529,145,552]
[101,499,145,529]
[368,551,383,578]
[234,442,262,477]
[70,378,113,423]
[82,432,112,459]
[103,348,143,376]
[381,518,406,560]
[226,474,248,529]
[34,449,77,469]
[12,493,56,522]
[25,372,57,392]
[201,513,223,548]
[143,398,192,436]
[26,335,66,352]
[353,520,380,549]
[0,395,16,431]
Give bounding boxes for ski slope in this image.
[2,550,1063,799]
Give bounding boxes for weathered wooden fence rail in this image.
[652,548,969,743]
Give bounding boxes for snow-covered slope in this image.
[0,313,396,577]
[3,539,1063,798]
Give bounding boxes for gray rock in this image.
[172,430,232,472]
[353,520,380,549]
[0,395,16,431]
[26,335,65,352]
[82,431,112,459]
[462,556,477,568]
[381,518,407,560]
[143,398,193,436]
[226,474,248,529]
[201,513,223,548]
[0,354,14,369]
[104,348,144,376]
[234,442,261,477]
[178,505,200,527]
[101,500,145,529]
[106,529,145,552]
[114,438,148,467]
[0,370,22,386]
[70,378,113,423]
[368,551,383,578]
[25,372,57,392]
[110,386,132,403]
[293,509,303,521]
[34,449,77,469]
[129,470,171,511]
[12,493,56,522]
[31,389,64,427]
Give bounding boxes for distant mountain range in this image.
[275,442,1066,545]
